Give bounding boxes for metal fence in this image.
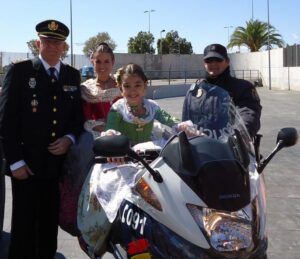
[146,69,261,85]
[0,69,262,87]
[283,45,300,67]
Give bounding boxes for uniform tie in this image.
[48,67,57,83]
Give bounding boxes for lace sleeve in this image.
[84,119,105,139]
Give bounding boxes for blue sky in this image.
[0,0,299,54]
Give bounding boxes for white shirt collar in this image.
[39,54,61,72]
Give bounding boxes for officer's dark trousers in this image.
[8,176,59,259]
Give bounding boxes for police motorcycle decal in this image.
[121,202,148,236]
[116,200,208,258]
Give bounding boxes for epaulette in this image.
[188,83,197,91]
[11,58,30,65]
[64,63,79,72]
[189,79,208,91]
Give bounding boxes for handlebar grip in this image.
[93,156,134,164]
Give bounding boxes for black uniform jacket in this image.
[0,58,83,178]
[182,67,262,138]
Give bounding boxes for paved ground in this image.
[1,86,300,259]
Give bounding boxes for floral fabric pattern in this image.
[77,164,112,257]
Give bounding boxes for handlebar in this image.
[93,156,133,164]
[93,149,160,164]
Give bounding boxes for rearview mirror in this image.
[93,135,163,183]
[276,127,298,148]
[93,135,130,157]
[258,127,298,174]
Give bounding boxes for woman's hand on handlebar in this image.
[175,120,204,137]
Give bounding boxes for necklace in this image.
[128,104,146,117]
[127,103,147,131]
[96,77,113,90]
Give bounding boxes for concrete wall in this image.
[229,48,300,91]
[2,49,300,91]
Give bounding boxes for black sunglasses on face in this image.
[204,58,224,63]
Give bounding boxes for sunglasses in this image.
[204,58,224,63]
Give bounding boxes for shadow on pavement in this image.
[55,252,66,259]
[0,231,10,259]
[0,232,66,259]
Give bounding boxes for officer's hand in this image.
[48,137,72,155]
[12,165,34,180]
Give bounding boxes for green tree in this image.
[227,19,285,52]
[27,40,39,57]
[82,32,117,57]
[26,39,69,59]
[158,30,193,54]
[128,31,155,54]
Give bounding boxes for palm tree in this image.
[227,19,285,52]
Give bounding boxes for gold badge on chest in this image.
[196,89,203,98]
[133,117,146,132]
[31,99,39,112]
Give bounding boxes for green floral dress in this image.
[105,98,180,145]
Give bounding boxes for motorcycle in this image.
[78,84,298,259]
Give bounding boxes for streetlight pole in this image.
[267,0,271,90]
[252,0,254,20]
[70,0,74,67]
[144,9,155,33]
[144,9,155,54]
[160,29,165,54]
[224,26,233,46]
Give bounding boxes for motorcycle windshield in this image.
[191,82,252,145]
[161,83,253,211]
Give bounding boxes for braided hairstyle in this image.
[90,42,115,62]
[114,63,147,87]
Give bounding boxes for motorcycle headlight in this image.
[187,204,253,253]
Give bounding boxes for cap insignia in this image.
[48,21,58,31]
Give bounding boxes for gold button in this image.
[53,108,57,112]
[53,96,57,100]
[51,132,56,137]
[53,120,57,125]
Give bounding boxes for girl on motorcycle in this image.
[77,63,196,257]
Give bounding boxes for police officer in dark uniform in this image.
[182,43,262,138]
[0,19,83,258]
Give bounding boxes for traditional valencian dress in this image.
[105,98,180,145]
[81,77,121,138]
[59,78,120,236]
[77,98,181,257]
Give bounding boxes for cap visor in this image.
[38,34,65,41]
[203,52,225,60]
